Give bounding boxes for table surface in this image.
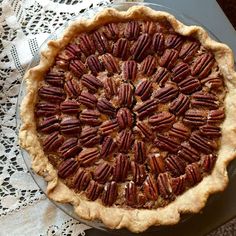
[86,0,236,235]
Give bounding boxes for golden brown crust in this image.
[19,6,236,232]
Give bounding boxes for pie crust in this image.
[19,6,236,233]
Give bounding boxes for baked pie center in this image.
[35,20,225,208]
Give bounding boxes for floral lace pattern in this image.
[0,0,235,235]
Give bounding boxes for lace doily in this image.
[0,0,235,235]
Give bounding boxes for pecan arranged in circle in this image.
[124,21,140,40]
[43,132,64,151]
[125,181,137,206]
[112,38,130,60]
[143,175,158,200]
[45,71,64,87]
[157,173,173,199]
[134,140,147,164]
[131,161,146,185]
[118,83,133,107]
[142,21,157,35]
[103,77,118,99]
[36,102,59,117]
[116,108,133,129]
[135,121,154,140]
[113,153,130,182]
[78,34,96,56]
[78,147,100,167]
[178,142,200,163]
[140,55,157,76]
[97,98,116,116]
[123,60,137,81]
[178,76,201,95]
[135,80,152,101]
[169,94,190,116]
[208,109,225,123]
[118,130,134,153]
[165,34,183,49]
[199,124,221,137]
[183,109,207,126]
[201,154,217,172]
[94,162,113,184]
[100,136,117,158]
[149,155,165,175]
[149,111,175,131]
[134,99,158,119]
[38,116,60,133]
[155,134,180,153]
[60,118,81,135]
[101,53,120,75]
[191,91,219,109]
[58,138,81,159]
[152,67,171,87]
[93,31,110,54]
[179,41,199,62]
[38,86,65,103]
[80,109,101,126]
[172,62,190,83]
[64,79,81,98]
[154,85,179,103]
[165,155,186,177]
[185,163,202,186]
[171,176,186,195]
[58,158,78,178]
[101,181,118,206]
[100,119,119,135]
[69,59,86,78]
[79,91,97,108]
[73,168,91,191]
[79,127,100,147]
[103,23,119,40]
[60,100,80,114]
[81,74,103,93]
[152,33,164,55]
[85,180,103,201]
[159,49,179,69]
[86,54,104,76]
[169,122,190,140]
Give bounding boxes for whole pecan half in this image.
[169,93,190,116]
[152,67,171,87]
[149,155,165,174]
[134,140,147,164]
[80,127,100,147]
[154,85,179,103]
[177,142,199,163]
[172,62,191,82]
[179,41,199,62]
[113,153,130,182]
[64,43,81,59]
[201,154,217,172]
[159,49,179,69]
[124,21,140,40]
[140,55,157,76]
[118,83,133,108]
[64,79,80,98]
[101,181,118,206]
[178,76,201,95]
[103,23,119,40]
[69,59,86,78]
[43,132,64,151]
[45,71,64,87]
[36,102,59,117]
[94,162,113,184]
[97,98,116,117]
[101,53,120,75]
[100,119,119,135]
[191,53,214,79]
[208,109,225,124]
[199,124,221,137]
[103,77,118,99]
[152,33,165,55]
[85,180,103,201]
[143,175,158,200]
[142,21,157,35]
[92,31,110,54]
[165,155,186,177]
[81,74,103,93]
[155,134,180,153]
[79,91,97,109]
[191,91,219,109]
[165,34,183,49]
[134,99,158,119]
[131,161,146,185]
[86,54,104,76]
[38,86,65,103]
[116,108,133,129]
[131,34,151,61]
[189,131,216,154]
[125,181,137,206]
[60,100,80,114]
[185,163,202,186]
[201,76,223,90]
[157,173,173,199]
[135,80,152,101]
[112,38,130,60]
[78,147,100,166]
[80,109,101,126]
[58,138,81,159]
[38,116,60,133]
[135,121,154,140]
[60,118,81,135]
[73,168,91,191]
[183,109,207,126]
[58,158,78,178]
[78,34,96,56]
[100,136,117,158]
[171,176,186,195]
[148,111,175,131]
[169,122,190,140]
[123,60,138,81]
[118,130,134,153]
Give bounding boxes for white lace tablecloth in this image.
[0,0,236,235]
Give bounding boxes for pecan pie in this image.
[19,6,236,232]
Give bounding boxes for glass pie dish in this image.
[16,1,236,235]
